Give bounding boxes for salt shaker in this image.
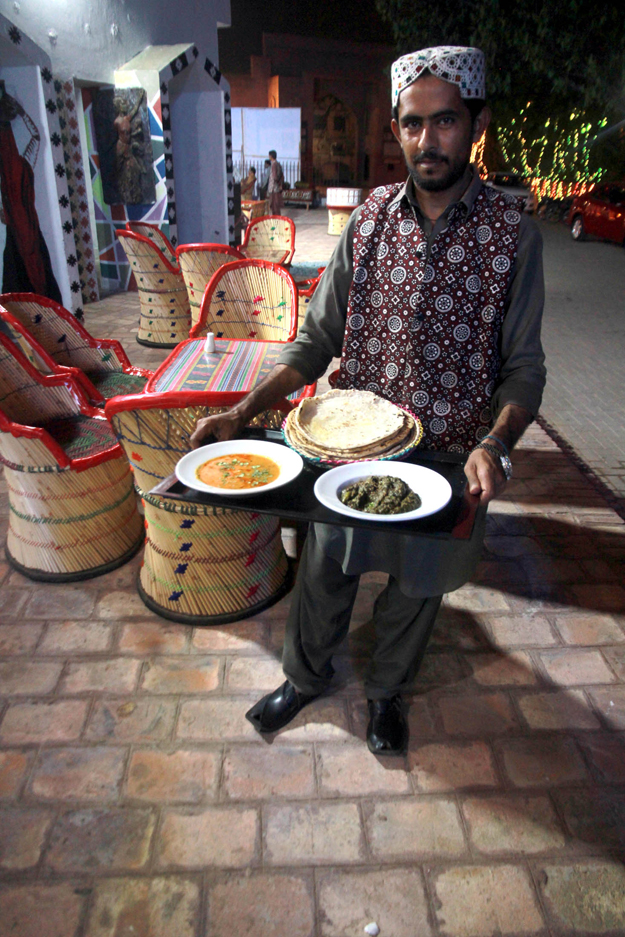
[204,333,216,354]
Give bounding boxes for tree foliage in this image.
[376,0,625,179]
[376,0,625,119]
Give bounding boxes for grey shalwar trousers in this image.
[282,527,442,700]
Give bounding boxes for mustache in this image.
[413,151,449,165]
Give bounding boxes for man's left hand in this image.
[464,448,507,505]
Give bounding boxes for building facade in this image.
[226,33,405,191]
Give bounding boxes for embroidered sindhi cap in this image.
[392,46,486,108]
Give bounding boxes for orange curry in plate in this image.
[196,454,280,490]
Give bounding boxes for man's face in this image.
[391,75,490,193]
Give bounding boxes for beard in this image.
[407,149,470,193]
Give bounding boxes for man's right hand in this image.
[190,410,245,449]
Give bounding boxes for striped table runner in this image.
[151,339,293,395]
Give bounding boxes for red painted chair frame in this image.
[116,229,182,276]
[175,243,245,265]
[0,292,151,381]
[241,215,296,265]
[175,242,246,327]
[0,306,105,405]
[115,230,191,347]
[125,221,177,263]
[0,335,143,581]
[0,332,124,472]
[189,259,298,343]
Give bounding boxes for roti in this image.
[296,389,406,451]
[284,402,422,463]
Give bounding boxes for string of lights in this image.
[471,104,610,199]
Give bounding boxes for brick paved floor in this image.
[538,220,625,503]
[1,217,625,937]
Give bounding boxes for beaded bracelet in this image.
[483,434,509,456]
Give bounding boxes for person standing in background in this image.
[259,159,271,200]
[267,149,284,214]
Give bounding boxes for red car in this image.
[568,182,625,245]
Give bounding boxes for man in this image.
[267,149,284,214]
[191,46,546,755]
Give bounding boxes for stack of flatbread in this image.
[284,389,422,463]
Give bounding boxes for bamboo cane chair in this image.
[0,335,143,581]
[175,243,245,328]
[241,199,269,222]
[115,230,191,348]
[189,260,297,343]
[294,272,324,333]
[0,294,151,402]
[126,222,177,266]
[105,391,293,623]
[241,215,296,265]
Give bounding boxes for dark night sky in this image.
[218,0,395,72]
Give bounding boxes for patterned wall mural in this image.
[82,84,172,293]
[2,17,84,316]
[2,18,231,310]
[82,46,199,293]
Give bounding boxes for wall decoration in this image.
[92,88,156,206]
[1,14,84,317]
[204,56,235,247]
[0,78,62,301]
[54,79,98,306]
[81,52,183,291]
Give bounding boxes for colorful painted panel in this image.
[82,86,171,293]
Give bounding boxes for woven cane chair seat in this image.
[37,414,120,462]
[176,243,245,328]
[0,295,151,405]
[116,231,191,348]
[0,336,143,581]
[84,371,148,398]
[241,215,296,266]
[105,391,293,624]
[126,222,177,265]
[189,260,298,343]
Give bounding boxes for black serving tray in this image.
[149,429,478,540]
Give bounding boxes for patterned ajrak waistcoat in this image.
[336,182,523,452]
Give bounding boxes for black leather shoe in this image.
[245,680,319,734]
[366,695,408,755]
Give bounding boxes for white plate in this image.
[314,461,452,522]
[176,440,304,497]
